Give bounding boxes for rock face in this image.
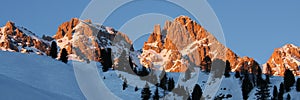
[140,16,259,72]
[264,44,300,76]
[53,18,132,67]
[0,21,50,55]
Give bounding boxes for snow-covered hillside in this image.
[0,51,85,99]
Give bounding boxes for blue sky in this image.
[0,0,299,64]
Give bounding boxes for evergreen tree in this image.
[141,83,151,100]
[159,70,168,90]
[278,82,284,100]
[224,60,231,78]
[265,75,270,84]
[255,80,270,100]
[272,86,278,100]
[59,48,68,63]
[135,86,139,92]
[241,73,253,100]
[167,77,175,91]
[284,69,295,92]
[50,41,57,59]
[122,78,128,90]
[286,94,291,100]
[101,48,113,72]
[202,56,212,72]
[296,78,300,92]
[129,55,134,69]
[235,71,241,78]
[192,84,202,100]
[153,85,159,100]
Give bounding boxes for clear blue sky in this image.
[1,0,299,64]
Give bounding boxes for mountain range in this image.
[0,16,300,99]
[1,16,299,76]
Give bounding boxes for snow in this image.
[0,51,85,99]
[0,75,73,100]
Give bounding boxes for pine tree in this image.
[224,60,231,78]
[167,77,175,91]
[265,75,270,84]
[235,71,241,78]
[278,82,284,100]
[153,85,159,100]
[202,56,211,72]
[286,94,291,100]
[192,84,202,100]
[129,55,134,69]
[255,80,270,100]
[296,78,300,92]
[122,78,128,90]
[135,86,139,92]
[101,48,113,72]
[50,41,57,59]
[272,86,278,100]
[284,69,295,92]
[241,73,253,100]
[59,48,68,63]
[159,70,168,90]
[141,83,151,100]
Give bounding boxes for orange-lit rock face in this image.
[54,18,79,40]
[265,44,300,76]
[0,21,49,54]
[140,16,257,73]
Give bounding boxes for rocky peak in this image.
[264,44,300,76]
[0,21,50,55]
[140,16,260,73]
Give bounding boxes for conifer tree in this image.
[59,48,68,63]
[50,41,57,59]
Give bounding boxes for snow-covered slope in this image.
[0,51,85,99]
[0,75,72,100]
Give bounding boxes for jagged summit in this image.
[141,16,260,73]
[264,43,300,76]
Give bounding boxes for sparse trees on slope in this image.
[192,84,202,100]
[59,48,68,63]
[284,69,295,92]
[50,41,57,59]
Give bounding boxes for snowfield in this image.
[0,51,85,100]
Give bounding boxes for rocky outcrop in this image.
[54,18,132,67]
[0,21,49,54]
[264,44,300,76]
